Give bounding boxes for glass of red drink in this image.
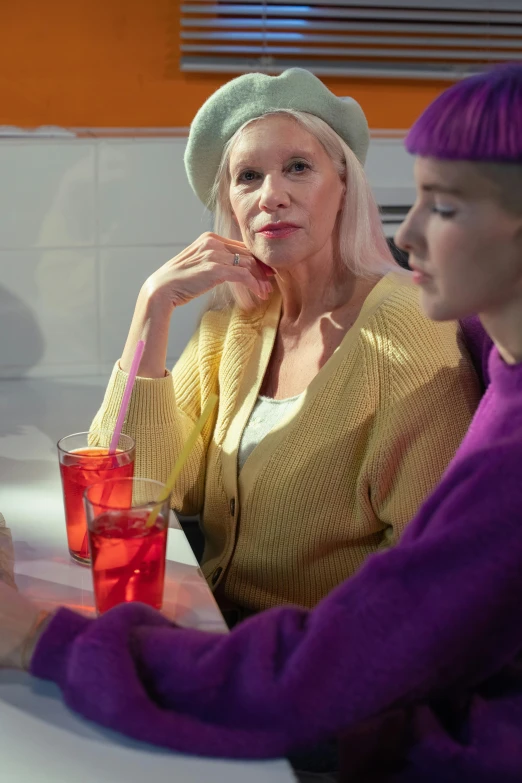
[84,477,169,614]
[57,432,135,565]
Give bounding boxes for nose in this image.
[258,174,291,212]
[395,204,423,256]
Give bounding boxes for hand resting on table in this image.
[0,580,50,670]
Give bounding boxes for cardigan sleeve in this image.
[90,318,222,516]
[30,445,522,759]
[364,311,481,545]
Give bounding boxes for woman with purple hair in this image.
[2,63,522,782]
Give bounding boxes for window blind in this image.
[180,0,522,79]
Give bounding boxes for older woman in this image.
[91,69,479,618]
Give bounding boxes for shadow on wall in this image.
[0,375,109,487]
[0,285,45,374]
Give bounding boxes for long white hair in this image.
[209,109,401,310]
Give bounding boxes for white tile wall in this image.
[98,140,210,246]
[0,135,412,379]
[0,248,97,375]
[0,142,96,249]
[0,138,213,378]
[99,245,209,365]
[365,139,416,209]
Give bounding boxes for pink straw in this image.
[109,340,145,454]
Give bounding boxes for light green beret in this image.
[184,68,370,208]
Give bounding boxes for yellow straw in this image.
[146,394,218,527]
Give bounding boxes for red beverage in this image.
[89,510,168,614]
[59,447,134,564]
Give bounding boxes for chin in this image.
[419,291,465,323]
[257,252,299,270]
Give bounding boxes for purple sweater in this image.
[32,344,522,782]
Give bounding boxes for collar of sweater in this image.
[488,347,522,397]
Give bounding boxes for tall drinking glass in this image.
[57,431,135,564]
[84,477,169,614]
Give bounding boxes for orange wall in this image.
[0,0,452,130]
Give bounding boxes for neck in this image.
[275,252,376,327]
[480,296,522,365]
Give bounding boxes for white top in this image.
[238,393,304,472]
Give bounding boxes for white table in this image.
[0,376,295,783]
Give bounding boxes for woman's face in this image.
[396,157,522,321]
[228,115,345,271]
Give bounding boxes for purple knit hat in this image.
[405,63,522,163]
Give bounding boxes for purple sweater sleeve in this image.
[31,446,522,759]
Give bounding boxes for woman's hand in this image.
[0,582,48,670]
[119,232,274,377]
[142,232,274,310]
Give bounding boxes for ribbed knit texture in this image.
[91,274,481,612]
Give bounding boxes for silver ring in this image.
[233,253,240,266]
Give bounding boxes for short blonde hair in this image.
[210,109,400,310]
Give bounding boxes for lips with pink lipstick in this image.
[409,264,432,286]
[256,222,300,239]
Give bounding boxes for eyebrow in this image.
[421,183,463,196]
[231,150,316,169]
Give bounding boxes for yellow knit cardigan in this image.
[92,274,481,612]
